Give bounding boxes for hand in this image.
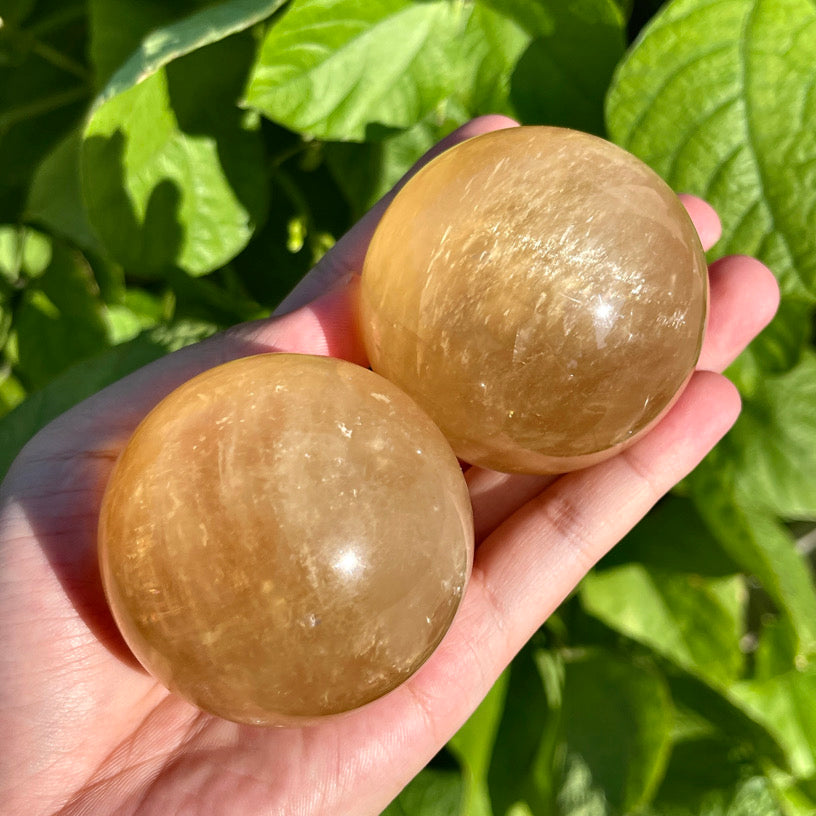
[0,116,779,816]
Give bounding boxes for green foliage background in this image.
[1,0,815,813]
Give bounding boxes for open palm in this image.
[1,117,779,816]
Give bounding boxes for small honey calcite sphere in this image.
[360,126,708,473]
[98,354,473,725]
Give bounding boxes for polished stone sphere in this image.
[98,354,473,725]
[360,126,708,473]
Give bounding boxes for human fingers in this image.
[273,115,520,315]
[679,194,721,251]
[467,246,777,542]
[697,254,780,372]
[362,369,740,809]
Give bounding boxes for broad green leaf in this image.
[92,0,286,108]
[506,0,625,134]
[488,645,561,816]
[82,32,268,277]
[25,129,102,254]
[0,7,90,222]
[245,0,470,141]
[731,665,816,778]
[11,241,110,390]
[0,320,217,480]
[667,674,787,770]
[449,670,510,816]
[558,651,673,814]
[649,776,784,816]
[451,0,530,117]
[598,495,740,577]
[652,736,756,812]
[88,0,215,88]
[325,111,462,220]
[720,351,816,519]
[606,0,816,377]
[581,566,745,686]
[754,615,800,681]
[689,462,816,658]
[381,766,464,816]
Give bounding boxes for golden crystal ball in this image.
[360,126,708,473]
[98,354,473,725]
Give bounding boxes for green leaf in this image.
[451,0,530,118]
[650,776,784,816]
[325,112,460,220]
[88,0,215,88]
[558,651,673,814]
[449,670,510,816]
[245,0,470,141]
[653,736,758,812]
[0,224,52,283]
[25,128,102,254]
[0,5,90,222]
[380,765,464,816]
[581,566,745,687]
[754,615,800,681]
[666,673,788,770]
[598,495,740,577]
[0,368,26,417]
[11,241,111,390]
[507,0,626,134]
[689,462,816,658]
[768,771,816,816]
[487,645,561,815]
[720,351,816,519]
[731,665,816,779]
[92,0,285,107]
[0,320,217,480]
[82,30,269,277]
[606,0,816,376]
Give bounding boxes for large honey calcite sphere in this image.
[98,354,473,725]
[360,126,708,473]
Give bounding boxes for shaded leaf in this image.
[93,0,285,107]
[381,766,464,816]
[731,665,816,779]
[488,646,561,816]
[667,673,788,771]
[25,128,101,254]
[87,0,215,88]
[558,651,673,814]
[82,32,268,277]
[721,351,816,519]
[449,670,509,816]
[325,111,460,220]
[0,4,90,221]
[689,462,816,658]
[0,320,216,479]
[507,0,625,134]
[12,241,110,389]
[581,566,745,686]
[648,776,784,816]
[598,495,740,577]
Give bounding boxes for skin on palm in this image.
[0,116,779,816]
